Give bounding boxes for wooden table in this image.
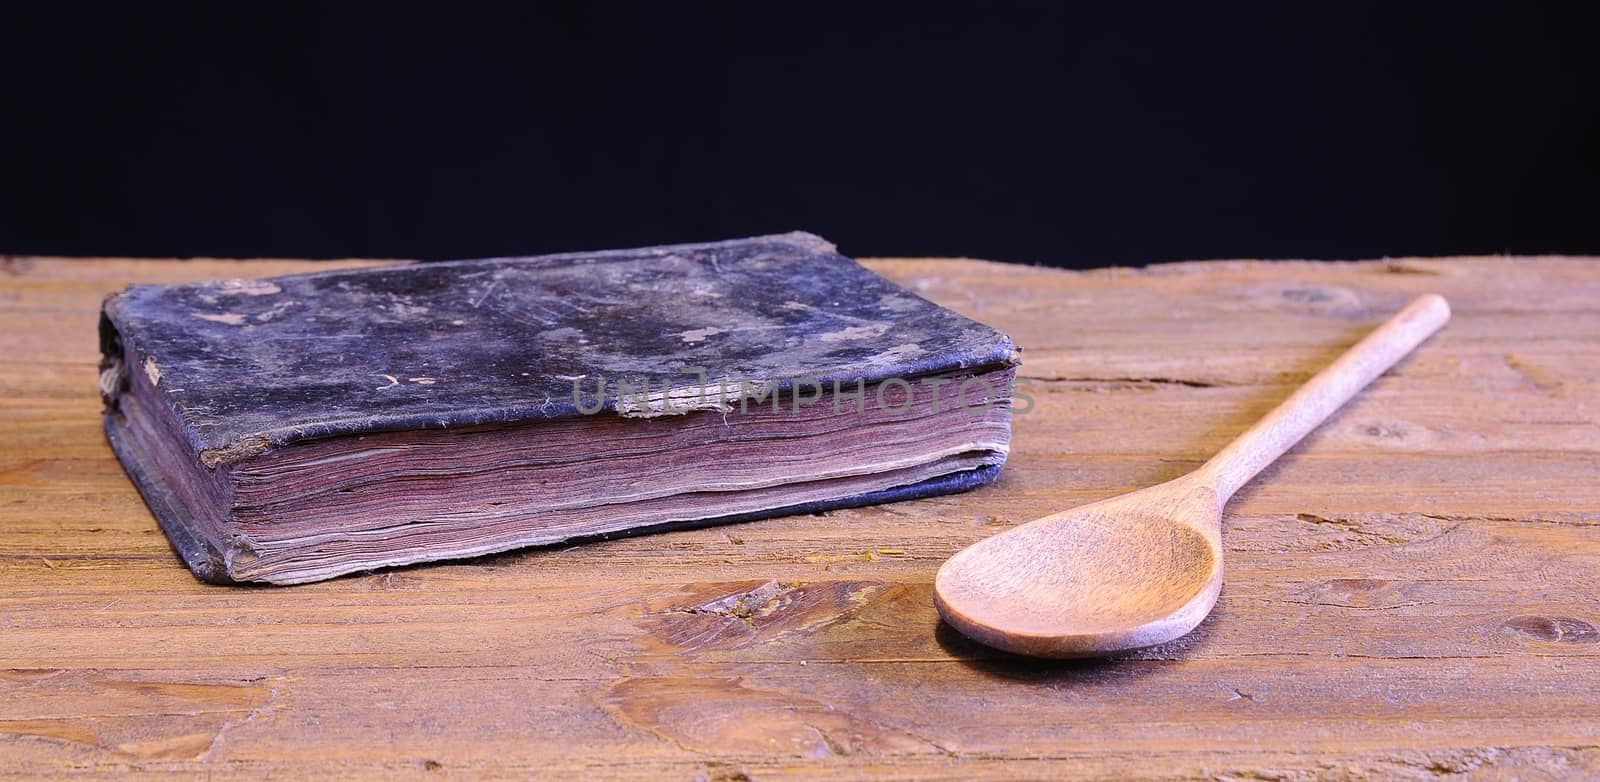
[3,253,1597,780]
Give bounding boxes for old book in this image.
[98,232,1020,585]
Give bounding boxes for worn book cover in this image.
[99,232,1021,584]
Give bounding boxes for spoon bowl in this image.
[935,481,1224,657]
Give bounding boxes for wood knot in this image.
[1269,284,1367,318]
[1339,419,1435,450]
[1294,578,1423,610]
[1361,423,1407,440]
[639,580,913,655]
[1501,615,1599,645]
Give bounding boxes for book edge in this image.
[249,462,1005,585]
[103,412,240,584]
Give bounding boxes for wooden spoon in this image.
[935,294,1451,658]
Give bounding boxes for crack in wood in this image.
[1019,374,1223,388]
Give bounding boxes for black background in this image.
[4,3,1597,268]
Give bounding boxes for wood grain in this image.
[1,252,1598,780]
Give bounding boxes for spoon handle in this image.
[1199,294,1451,500]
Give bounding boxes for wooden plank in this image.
[1,254,1597,779]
